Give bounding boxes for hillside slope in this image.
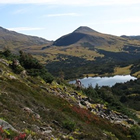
[0,51,139,139]
[0,26,52,52]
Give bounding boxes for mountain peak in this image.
[73,26,98,34]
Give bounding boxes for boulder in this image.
[127,119,135,125]
[9,75,17,79]
[0,119,19,132]
[0,59,9,66]
[0,69,3,74]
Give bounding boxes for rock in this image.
[80,100,87,106]
[82,97,89,101]
[9,75,17,79]
[23,107,34,114]
[32,124,40,132]
[127,119,135,125]
[0,69,3,74]
[20,70,27,78]
[12,59,20,66]
[0,59,9,66]
[0,119,19,132]
[52,120,61,127]
[40,86,50,92]
[33,113,41,120]
[26,134,33,140]
[42,130,52,134]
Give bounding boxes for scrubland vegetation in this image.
[0,49,140,139]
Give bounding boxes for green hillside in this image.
[0,50,140,139]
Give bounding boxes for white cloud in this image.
[108,18,140,24]
[45,13,80,17]
[92,17,140,25]
[8,27,45,31]
[0,0,140,6]
[12,9,28,14]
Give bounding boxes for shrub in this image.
[130,126,140,140]
[19,51,54,83]
[11,65,24,74]
[82,84,98,99]
[62,120,76,132]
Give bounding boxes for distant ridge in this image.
[0,26,52,51]
[121,35,140,40]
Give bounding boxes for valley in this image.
[1,26,140,139]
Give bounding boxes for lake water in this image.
[69,75,137,88]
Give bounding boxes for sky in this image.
[0,0,140,40]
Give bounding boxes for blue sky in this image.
[0,0,140,40]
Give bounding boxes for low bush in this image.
[62,120,76,132]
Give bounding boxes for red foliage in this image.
[14,133,26,140]
[70,106,99,124]
[0,126,26,140]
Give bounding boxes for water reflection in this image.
[70,75,137,88]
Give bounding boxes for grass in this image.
[113,65,132,75]
[132,71,140,78]
[33,45,103,63]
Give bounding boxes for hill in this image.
[0,26,52,52]
[53,26,127,48]
[0,50,140,139]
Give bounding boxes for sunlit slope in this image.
[0,26,52,52]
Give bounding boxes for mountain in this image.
[0,51,139,139]
[53,26,127,47]
[0,26,52,52]
[43,26,140,79]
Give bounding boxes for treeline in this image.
[45,47,140,80]
[46,54,131,80]
[0,49,54,83]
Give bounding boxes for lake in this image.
[69,75,137,88]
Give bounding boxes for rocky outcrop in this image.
[0,119,19,132]
[41,84,137,128]
[0,59,9,66]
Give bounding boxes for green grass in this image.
[113,65,132,75]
